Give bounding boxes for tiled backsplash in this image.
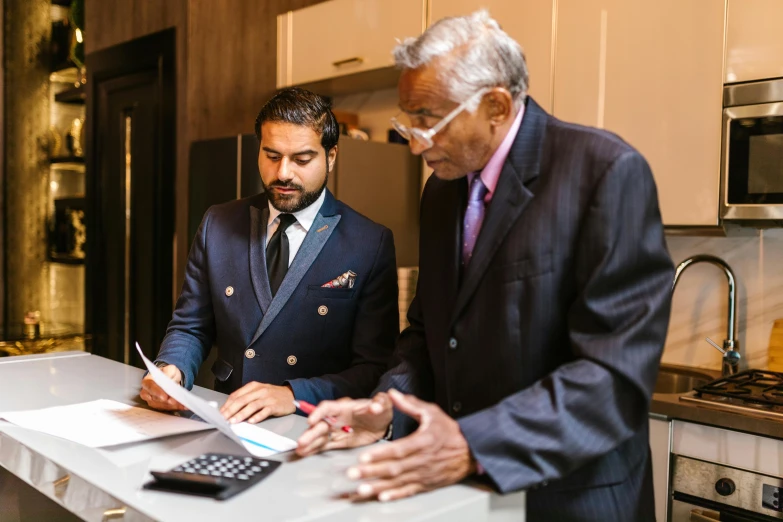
[664,229,783,371]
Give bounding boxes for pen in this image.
[293,400,353,434]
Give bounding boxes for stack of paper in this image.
[0,344,298,458]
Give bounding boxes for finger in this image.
[353,472,421,501]
[368,392,392,415]
[165,396,187,411]
[305,400,351,426]
[229,401,266,424]
[346,453,422,481]
[377,482,426,502]
[222,391,261,419]
[296,422,332,456]
[247,407,272,424]
[220,384,259,414]
[141,382,170,403]
[387,389,429,423]
[359,431,432,464]
[144,395,181,411]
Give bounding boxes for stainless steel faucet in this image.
[672,254,741,376]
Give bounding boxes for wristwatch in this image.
[382,423,393,441]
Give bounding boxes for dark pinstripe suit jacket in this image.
[378,97,674,521]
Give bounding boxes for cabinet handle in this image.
[332,57,364,67]
[102,507,126,521]
[53,474,70,498]
[690,508,720,521]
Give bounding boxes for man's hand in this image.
[346,389,477,502]
[140,365,186,411]
[220,382,296,424]
[296,393,394,457]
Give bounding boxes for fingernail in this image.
[359,453,372,464]
[357,484,373,496]
[370,403,382,413]
[379,492,392,502]
[229,418,237,424]
[346,467,361,480]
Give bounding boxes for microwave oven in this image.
[721,77,783,223]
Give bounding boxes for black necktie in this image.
[266,213,297,296]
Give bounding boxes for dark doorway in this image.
[85,29,176,368]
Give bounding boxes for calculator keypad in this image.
[172,454,275,481]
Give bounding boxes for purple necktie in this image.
[462,175,488,265]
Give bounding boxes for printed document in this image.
[135,343,297,457]
[0,399,213,447]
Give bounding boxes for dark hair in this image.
[254,87,340,152]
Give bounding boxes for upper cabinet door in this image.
[429,0,555,112]
[554,0,725,226]
[726,0,783,83]
[278,0,425,88]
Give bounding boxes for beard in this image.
[263,174,328,213]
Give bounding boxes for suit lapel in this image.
[249,191,341,346]
[431,178,465,324]
[249,203,273,315]
[450,97,549,325]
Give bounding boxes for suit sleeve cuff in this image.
[284,378,312,405]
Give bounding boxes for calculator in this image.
[143,453,281,500]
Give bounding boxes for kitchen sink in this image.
[654,364,718,395]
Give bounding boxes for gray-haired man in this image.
[296,11,673,521]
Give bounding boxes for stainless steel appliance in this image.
[671,455,783,520]
[721,77,783,223]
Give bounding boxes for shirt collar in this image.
[469,104,526,198]
[267,188,326,232]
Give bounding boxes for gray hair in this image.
[393,9,528,111]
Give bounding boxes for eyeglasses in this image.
[390,87,491,149]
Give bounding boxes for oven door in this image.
[721,101,783,221]
[672,496,779,522]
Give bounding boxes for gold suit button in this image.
[225,286,234,297]
[245,349,255,359]
[287,355,297,366]
[317,305,328,316]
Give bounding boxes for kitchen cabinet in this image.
[649,416,671,522]
[553,0,725,226]
[726,0,783,83]
[277,0,425,88]
[428,0,555,112]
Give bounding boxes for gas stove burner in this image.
[693,369,783,407]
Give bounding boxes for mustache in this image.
[268,181,304,191]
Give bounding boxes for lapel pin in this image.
[225,286,234,297]
[317,225,329,233]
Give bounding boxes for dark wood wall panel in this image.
[84,0,327,295]
[187,0,325,141]
[86,0,190,297]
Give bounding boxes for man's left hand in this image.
[220,382,295,424]
[346,389,477,502]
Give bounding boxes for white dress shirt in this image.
[266,189,326,267]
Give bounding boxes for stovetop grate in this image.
[694,369,783,407]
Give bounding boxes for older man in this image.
[295,10,673,521]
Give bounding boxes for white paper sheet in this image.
[0,399,213,447]
[135,343,297,457]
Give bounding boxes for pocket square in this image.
[322,270,357,289]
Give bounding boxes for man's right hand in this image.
[296,392,394,457]
[140,365,187,411]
